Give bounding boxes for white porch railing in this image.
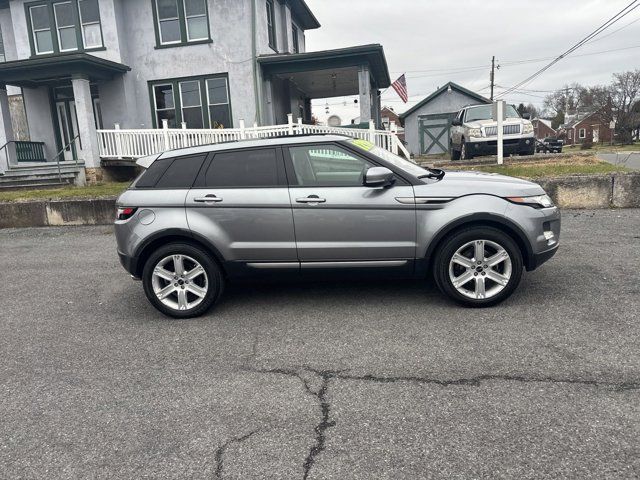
[97,114,410,160]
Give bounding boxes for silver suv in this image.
[115,135,560,318]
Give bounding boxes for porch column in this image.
[358,65,372,125]
[71,75,101,175]
[0,86,15,172]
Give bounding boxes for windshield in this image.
[347,138,429,177]
[465,104,520,122]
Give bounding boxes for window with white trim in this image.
[26,0,103,55]
[154,0,210,47]
[579,128,586,139]
[150,75,232,129]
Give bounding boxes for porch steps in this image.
[0,162,84,190]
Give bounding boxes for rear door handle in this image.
[296,195,326,204]
[194,194,223,203]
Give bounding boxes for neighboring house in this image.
[531,118,556,140]
[0,0,390,181]
[560,111,613,146]
[400,81,491,156]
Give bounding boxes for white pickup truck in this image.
[449,104,536,160]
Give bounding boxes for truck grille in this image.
[485,125,520,136]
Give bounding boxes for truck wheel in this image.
[460,139,473,160]
[450,141,460,160]
[433,227,523,307]
[142,243,224,318]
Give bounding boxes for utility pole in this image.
[490,56,496,101]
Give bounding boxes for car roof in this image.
[137,134,352,167]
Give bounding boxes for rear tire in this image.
[433,227,523,307]
[142,242,224,318]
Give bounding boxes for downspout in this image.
[251,0,262,125]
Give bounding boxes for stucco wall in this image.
[403,89,487,155]
[22,86,57,158]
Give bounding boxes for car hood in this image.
[414,170,546,198]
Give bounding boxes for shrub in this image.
[580,137,593,150]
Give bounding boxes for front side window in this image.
[150,75,232,129]
[53,1,78,51]
[266,0,276,50]
[29,4,55,54]
[78,0,103,48]
[154,0,210,47]
[291,25,299,53]
[288,145,374,187]
[205,149,279,187]
[153,83,177,128]
[27,0,103,55]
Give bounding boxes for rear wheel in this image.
[142,243,224,318]
[433,227,523,307]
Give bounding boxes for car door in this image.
[284,143,416,270]
[185,147,298,268]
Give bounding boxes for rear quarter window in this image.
[134,154,206,189]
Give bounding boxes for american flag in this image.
[391,74,408,103]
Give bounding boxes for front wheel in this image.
[460,139,473,160]
[433,227,523,307]
[142,243,224,318]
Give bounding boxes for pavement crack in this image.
[214,430,259,479]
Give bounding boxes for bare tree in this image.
[610,70,640,144]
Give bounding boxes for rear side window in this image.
[204,148,279,187]
[134,157,173,188]
[155,154,206,188]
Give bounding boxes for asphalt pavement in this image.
[1,209,639,479]
[598,152,640,170]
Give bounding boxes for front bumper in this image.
[467,137,535,156]
[530,244,559,270]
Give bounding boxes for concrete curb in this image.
[0,173,639,229]
[0,198,116,229]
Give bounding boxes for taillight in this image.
[117,207,138,220]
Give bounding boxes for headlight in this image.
[468,128,482,138]
[506,194,554,208]
[522,123,534,134]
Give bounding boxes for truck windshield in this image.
[465,104,520,122]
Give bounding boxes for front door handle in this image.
[194,194,223,203]
[296,195,326,204]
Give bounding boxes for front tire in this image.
[460,138,473,160]
[450,140,461,160]
[142,242,224,318]
[433,227,523,307]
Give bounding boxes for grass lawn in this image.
[562,142,640,153]
[0,181,130,203]
[444,156,630,179]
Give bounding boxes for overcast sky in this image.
[303,0,640,123]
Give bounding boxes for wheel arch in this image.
[133,229,226,278]
[423,213,534,272]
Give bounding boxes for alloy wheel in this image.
[448,239,512,300]
[151,254,209,311]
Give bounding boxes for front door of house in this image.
[55,101,77,161]
[593,128,599,143]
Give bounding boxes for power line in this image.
[497,0,640,98]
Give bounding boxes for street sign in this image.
[609,120,616,129]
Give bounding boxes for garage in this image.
[400,82,491,156]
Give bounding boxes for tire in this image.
[460,138,473,160]
[433,226,523,307]
[450,141,461,160]
[142,242,224,318]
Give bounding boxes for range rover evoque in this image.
[115,135,560,318]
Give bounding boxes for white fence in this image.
[97,114,410,160]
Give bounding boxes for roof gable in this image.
[399,81,491,119]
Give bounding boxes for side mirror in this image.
[451,119,462,127]
[364,167,394,188]
[522,113,531,119]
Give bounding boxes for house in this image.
[0,0,391,183]
[531,118,556,140]
[399,81,491,156]
[559,110,612,146]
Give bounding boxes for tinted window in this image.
[288,145,373,187]
[155,154,206,188]
[205,149,279,187]
[135,157,173,188]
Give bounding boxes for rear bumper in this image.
[467,137,535,156]
[118,250,140,279]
